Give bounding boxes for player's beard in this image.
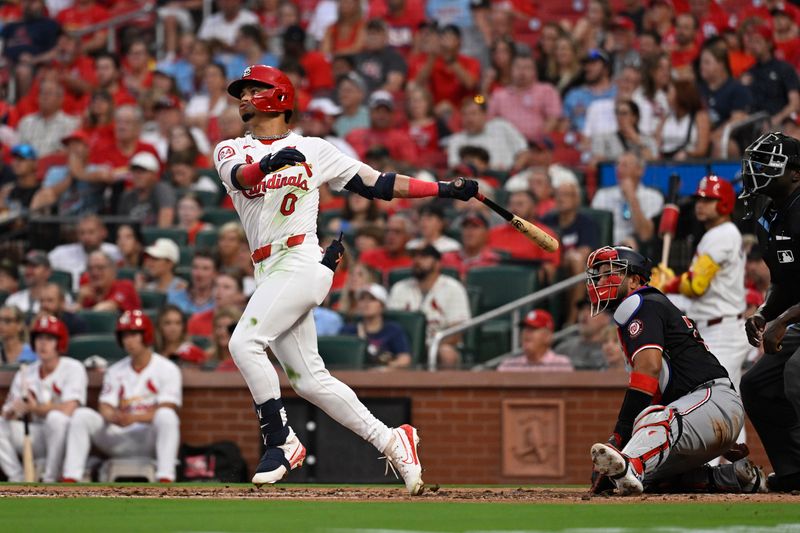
[241,111,255,122]
[412,265,432,280]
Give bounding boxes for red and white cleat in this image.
[252,428,306,487]
[591,443,644,496]
[382,424,425,495]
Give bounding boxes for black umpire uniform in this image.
[739,132,800,491]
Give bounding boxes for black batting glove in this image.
[321,233,345,272]
[259,147,306,174]
[437,178,479,201]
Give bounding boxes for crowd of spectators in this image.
[0,0,795,372]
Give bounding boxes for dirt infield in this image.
[0,484,797,503]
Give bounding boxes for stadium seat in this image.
[191,335,212,350]
[202,208,238,226]
[193,190,220,208]
[317,336,366,369]
[139,290,167,310]
[75,310,119,334]
[466,266,539,315]
[142,227,188,246]
[48,270,73,295]
[0,290,7,306]
[195,229,217,250]
[117,267,138,280]
[382,310,427,366]
[179,245,194,267]
[67,334,126,362]
[318,209,342,233]
[580,207,614,247]
[175,266,191,280]
[143,309,159,327]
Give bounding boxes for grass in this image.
[0,498,799,533]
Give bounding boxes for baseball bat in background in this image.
[20,364,35,483]
[658,173,681,267]
[452,178,560,253]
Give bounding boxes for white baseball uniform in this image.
[62,353,182,481]
[687,221,749,445]
[213,132,393,453]
[387,276,471,341]
[0,357,87,482]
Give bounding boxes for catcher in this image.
[586,246,765,495]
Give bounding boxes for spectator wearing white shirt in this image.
[197,0,259,50]
[5,251,62,315]
[406,204,462,255]
[48,215,122,292]
[591,151,664,245]
[16,80,79,158]
[388,245,471,369]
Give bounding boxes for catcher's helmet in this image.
[586,246,653,316]
[227,65,295,113]
[30,315,69,354]
[116,309,154,346]
[740,132,800,199]
[695,175,736,215]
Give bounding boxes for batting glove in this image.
[259,147,306,174]
[438,178,479,201]
[321,233,345,272]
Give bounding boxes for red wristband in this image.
[406,178,439,198]
[629,371,659,395]
[239,162,264,188]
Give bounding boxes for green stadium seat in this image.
[190,335,212,350]
[179,245,194,267]
[317,336,366,369]
[193,190,220,208]
[202,208,238,226]
[117,267,138,280]
[75,310,119,334]
[67,334,126,362]
[141,227,188,246]
[139,290,167,310]
[143,309,159,327]
[0,290,7,306]
[382,310,427,366]
[580,207,614,247]
[318,209,342,234]
[195,229,218,250]
[175,266,191,280]
[466,266,539,315]
[48,270,73,295]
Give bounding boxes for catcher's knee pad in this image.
[630,405,682,467]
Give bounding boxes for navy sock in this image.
[254,398,290,446]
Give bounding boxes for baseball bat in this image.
[20,364,35,483]
[658,173,681,266]
[452,178,560,252]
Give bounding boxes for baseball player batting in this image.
[651,176,749,449]
[214,65,479,494]
[586,246,765,495]
[0,316,87,482]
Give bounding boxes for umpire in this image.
[739,132,800,492]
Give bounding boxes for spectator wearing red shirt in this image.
[187,269,246,337]
[359,214,414,280]
[666,13,701,75]
[738,0,800,28]
[93,52,138,107]
[488,190,560,281]
[346,91,418,164]
[405,85,449,170]
[773,8,800,69]
[78,250,142,312]
[89,104,160,185]
[121,39,154,100]
[282,25,333,94]
[370,0,425,53]
[56,0,110,54]
[321,0,366,56]
[688,0,730,39]
[441,211,501,279]
[82,90,115,146]
[409,24,480,114]
[488,53,561,143]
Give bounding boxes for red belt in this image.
[251,234,306,264]
[705,312,744,327]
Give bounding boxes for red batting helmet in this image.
[695,175,735,215]
[227,65,295,113]
[116,309,154,346]
[30,315,69,354]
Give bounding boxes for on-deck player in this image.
[0,315,87,482]
[650,176,749,446]
[62,310,182,482]
[214,65,479,494]
[586,246,764,495]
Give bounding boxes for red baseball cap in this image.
[746,288,764,308]
[62,130,91,146]
[519,309,554,331]
[751,23,774,44]
[612,16,635,32]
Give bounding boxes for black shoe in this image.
[766,472,800,492]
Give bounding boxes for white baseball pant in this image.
[229,240,392,452]
[62,407,180,481]
[0,410,70,482]
[697,318,749,445]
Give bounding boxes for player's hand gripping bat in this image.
[453,178,559,252]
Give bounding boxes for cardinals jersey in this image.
[99,353,182,414]
[213,132,362,252]
[1,358,88,422]
[689,221,746,321]
[387,275,471,341]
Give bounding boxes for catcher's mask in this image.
[586,246,651,317]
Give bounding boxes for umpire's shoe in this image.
[382,425,425,495]
[766,471,800,492]
[252,427,306,487]
[591,443,644,496]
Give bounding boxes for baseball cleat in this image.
[252,428,306,487]
[733,458,767,493]
[591,443,644,496]
[382,424,424,495]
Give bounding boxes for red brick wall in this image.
[0,370,768,484]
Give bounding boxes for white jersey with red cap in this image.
[1,358,88,422]
[99,353,182,413]
[213,132,362,253]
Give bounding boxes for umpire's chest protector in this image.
[757,192,800,283]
